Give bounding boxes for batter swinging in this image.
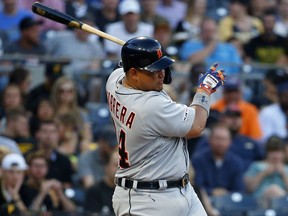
[106,36,226,216]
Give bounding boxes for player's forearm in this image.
[186,89,210,138]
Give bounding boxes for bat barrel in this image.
[32,2,83,28]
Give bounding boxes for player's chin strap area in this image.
[114,173,189,190]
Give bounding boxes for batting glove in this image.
[197,63,226,95]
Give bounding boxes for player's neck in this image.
[122,78,137,90]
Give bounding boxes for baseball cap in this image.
[223,104,241,117]
[223,76,241,91]
[277,81,288,93]
[119,0,141,15]
[45,62,64,79]
[19,16,43,31]
[98,125,118,147]
[1,153,28,170]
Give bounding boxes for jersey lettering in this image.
[119,129,130,168]
[107,91,136,129]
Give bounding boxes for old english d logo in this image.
[156,49,162,59]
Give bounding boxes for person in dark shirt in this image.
[25,61,65,113]
[3,16,46,56]
[84,151,118,215]
[1,108,37,154]
[194,105,264,172]
[244,9,288,64]
[192,123,245,196]
[0,153,28,216]
[20,151,76,212]
[92,0,120,44]
[26,120,74,188]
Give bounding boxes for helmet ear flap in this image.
[164,68,172,84]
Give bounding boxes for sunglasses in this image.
[59,88,74,94]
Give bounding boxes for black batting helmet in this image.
[121,36,175,84]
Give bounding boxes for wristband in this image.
[191,91,210,115]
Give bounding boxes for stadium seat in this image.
[271,196,288,212]
[211,192,260,216]
[85,102,113,140]
[247,209,288,216]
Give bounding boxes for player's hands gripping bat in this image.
[197,63,226,95]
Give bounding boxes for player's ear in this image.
[129,68,139,81]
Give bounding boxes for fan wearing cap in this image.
[3,16,47,56]
[0,153,28,215]
[106,36,226,215]
[104,0,154,59]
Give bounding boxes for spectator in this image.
[211,76,263,140]
[25,61,65,113]
[244,135,288,207]
[55,113,82,171]
[155,0,187,30]
[179,17,243,74]
[243,9,288,65]
[194,104,264,172]
[173,0,207,48]
[104,0,154,59]
[20,0,66,35]
[50,76,92,149]
[76,125,117,189]
[1,108,36,154]
[21,151,76,212]
[248,0,275,18]
[218,0,263,45]
[0,84,24,132]
[191,123,245,196]
[140,0,167,26]
[153,17,174,56]
[8,66,32,106]
[250,68,288,109]
[44,15,105,101]
[274,0,288,37]
[3,16,47,56]
[84,151,118,215]
[29,98,56,137]
[92,0,120,44]
[259,80,288,142]
[45,15,105,76]
[0,153,28,215]
[0,0,32,42]
[0,84,23,120]
[27,120,74,188]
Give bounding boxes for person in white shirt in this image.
[104,0,154,59]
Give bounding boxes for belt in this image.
[115,173,189,190]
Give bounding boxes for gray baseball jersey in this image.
[106,68,196,181]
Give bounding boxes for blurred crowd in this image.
[0,0,288,216]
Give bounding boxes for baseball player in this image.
[106,36,226,216]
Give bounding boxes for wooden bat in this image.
[31,2,125,46]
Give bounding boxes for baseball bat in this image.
[31,2,125,46]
